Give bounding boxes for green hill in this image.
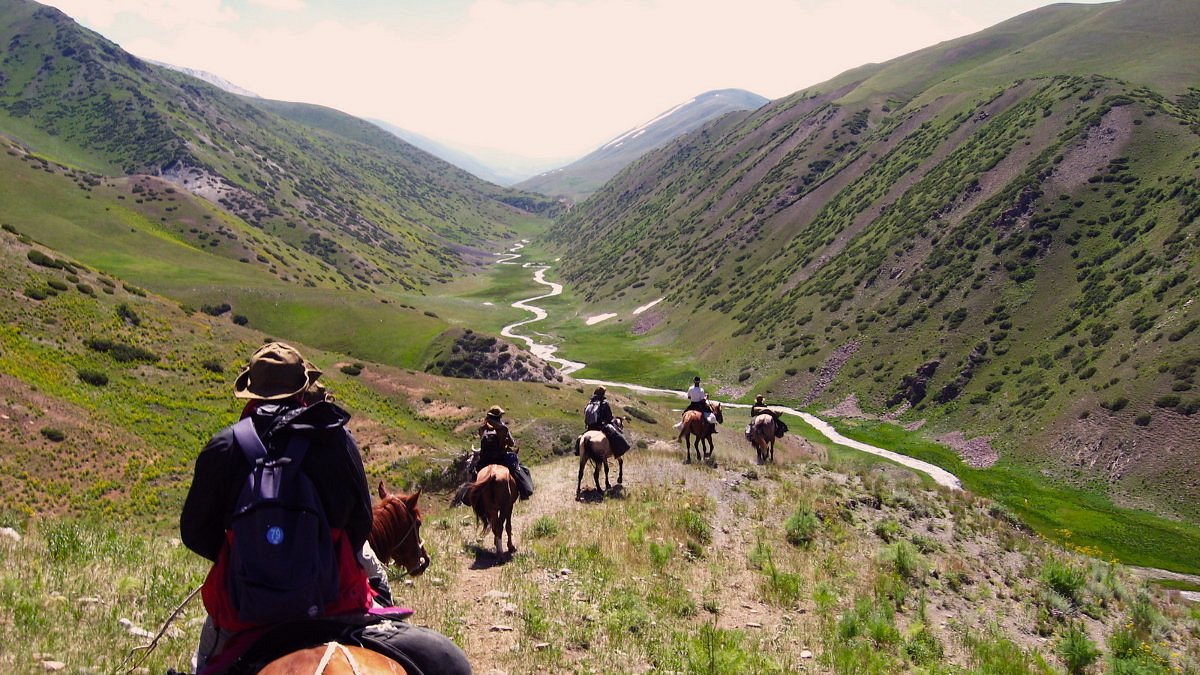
[543,0,1200,523]
[0,0,554,296]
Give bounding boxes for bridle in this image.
[386,498,428,577]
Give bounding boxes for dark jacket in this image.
[180,401,372,562]
[477,416,516,466]
[585,395,614,431]
[750,404,778,418]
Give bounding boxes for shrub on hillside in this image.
[116,303,141,326]
[40,427,66,442]
[784,506,820,547]
[47,279,69,292]
[200,303,231,316]
[23,286,48,301]
[340,363,362,376]
[622,405,656,425]
[1100,397,1129,412]
[232,314,248,326]
[1057,623,1100,675]
[27,249,66,269]
[200,359,224,374]
[77,369,108,387]
[84,337,159,363]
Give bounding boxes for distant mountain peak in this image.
[518,88,769,202]
[148,60,260,98]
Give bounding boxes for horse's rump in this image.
[260,642,408,674]
[465,464,516,527]
[580,430,612,460]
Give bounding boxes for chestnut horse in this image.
[260,642,407,674]
[462,464,518,557]
[576,417,626,498]
[370,482,430,576]
[677,401,722,463]
[749,414,776,464]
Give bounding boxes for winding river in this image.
[495,242,963,490]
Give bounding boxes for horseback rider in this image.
[749,394,788,435]
[475,405,534,500]
[181,342,470,675]
[684,376,717,433]
[581,386,629,455]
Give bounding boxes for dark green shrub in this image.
[77,369,108,386]
[40,427,66,442]
[232,314,248,326]
[23,287,48,300]
[622,406,656,425]
[200,303,231,316]
[1100,397,1129,412]
[116,303,141,326]
[47,279,69,291]
[75,283,94,295]
[200,359,224,374]
[84,337,159,363]
[340,364,362,376]
[1057,623,1099,675]
[1134,414,1151,426]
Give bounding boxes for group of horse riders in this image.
[182,344,782,673]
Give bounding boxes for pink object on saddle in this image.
[368,605,415,619]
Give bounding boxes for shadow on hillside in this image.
[575,484,627,503]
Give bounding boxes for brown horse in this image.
[260,642,407,674]
[576,417,626,498]
[462,464,518,557]
[370,482,430,576]
[749,414,776,464]
[677,401,722,463]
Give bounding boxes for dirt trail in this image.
[445,444,811,673]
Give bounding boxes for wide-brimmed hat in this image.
[487,405,506,417]
[234,342,322,400]
[593,386,606,397]
[755,394,765,402]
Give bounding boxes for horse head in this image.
[611,416,625,433]
[372,482,430,576]
[709,401,723,424]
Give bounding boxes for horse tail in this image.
[582,435,593,459]
[465,469,492,528]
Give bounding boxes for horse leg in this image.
[617,457,624,485]
[577,452,587,498]
[592,461,602,494]
[602,459,611,492]
[504,489,516,554]
[684,434,692,464]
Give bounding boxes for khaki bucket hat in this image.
[233,342,322,400]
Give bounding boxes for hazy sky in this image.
[44,0,1111,162]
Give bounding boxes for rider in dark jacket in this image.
[476,405,533,499]
[583,386,628,455]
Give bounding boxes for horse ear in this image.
[406,490,422,507]
[378,481,388,499]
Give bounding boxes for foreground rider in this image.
[684,376,717,433]
[581,386,629,454]
[181,342,470,674]
[476,405,534,500]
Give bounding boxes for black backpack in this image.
[583,400,602,427]
[479,426,503,461]
[226,417,339,625]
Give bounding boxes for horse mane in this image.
[370,495,422,563]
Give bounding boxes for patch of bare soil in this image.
[937,431,998,468]
[803,340,859,405]
[1046,105,1135,192]
[821,393,868,418]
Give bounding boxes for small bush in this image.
[873,518,902,542]
[1100,397,1129,412]
[77,369,108,386]
[622,405,657,425]
[40,427,66,442]
[232,314,248,326]
[784,507,820,547]
[75,283,94,295]
[1134,414,1151,426]
[200,303,232,316]
[529,516,559,539]
[1057,623,1100,674]
[116,303,141,326]
[47,279,69,291]
[123,283,146,297]
[23,286,48,300]
[84,337,159,363]
[200,359,224,374]
[340,364,363,376]
[1041,559,1086,602]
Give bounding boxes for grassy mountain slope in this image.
[0,0,554,296]
[543,0,1200,523]
[518,89,769,202]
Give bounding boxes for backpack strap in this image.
[232,417,311,466]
